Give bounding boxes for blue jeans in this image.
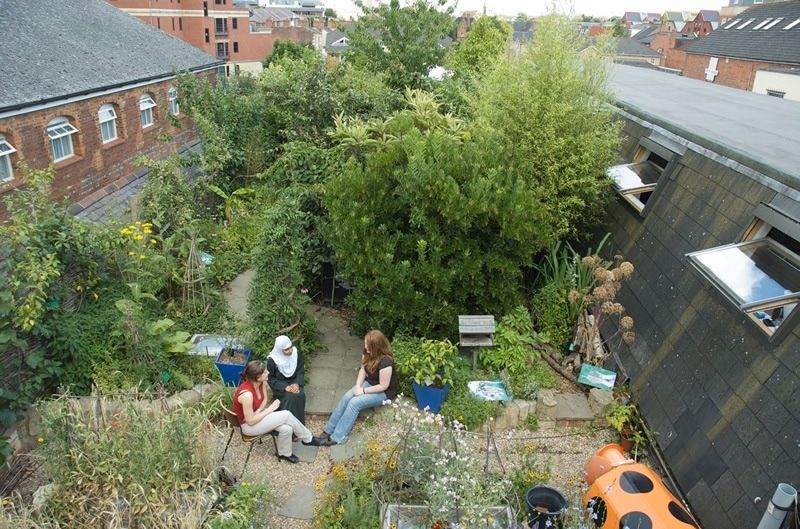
[324,381,386,443]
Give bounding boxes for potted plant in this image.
[408,338,457,413]
[213,330,251,387]
[606,400,647,456]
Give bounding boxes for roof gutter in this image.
[0,62,223,119]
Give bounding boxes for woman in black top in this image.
[307,329,399,446]
[266,335,306,425]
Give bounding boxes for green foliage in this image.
[438,358,500,429]
[532,282,572,350]
[475,14,620,243]
[330,65,403,121]
[34,393,216,527]
[326,90,541,337]
[136,155,197,235]
[262,39,315,69]
[479,306,547,376]
[407,338,457,387]
[390,333,422,397]
[446,16,510,77]
[207,482,273,529]
[509,442,551,515]
[247,193,318,354]
[345,0,456,90]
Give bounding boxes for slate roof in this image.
[251,6,296,23]
[663,11,687,22]
[617,38,662,57]
[684,1,800,64]
[0,0,221,113]
[698,9,720,21]
[325,29,349,52]
[608,63,800,184]
[632,25,660,44]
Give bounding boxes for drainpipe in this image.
[756,483,797,529]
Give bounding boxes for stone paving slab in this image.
[329,432,367,463]
[310,367,344,389]
[223,269,255,320]
[291,441,319,463]
[306,387,336,415]
[555,393,594,426]
[277,484,315,520]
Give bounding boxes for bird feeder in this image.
[458,315,496,369]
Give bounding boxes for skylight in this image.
[752,18,773,30]
[737,18,756,29]
[763,18,784,30]
[784,17,800,30]
[723,18,741,29]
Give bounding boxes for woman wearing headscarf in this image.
[266,335,306,425]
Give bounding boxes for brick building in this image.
[682,2,800,91]
[680,9,720,36]
[0,0,221,212]
[649,31,696,70]
[108,0,317,74]
[605,64,800,529]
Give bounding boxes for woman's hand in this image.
[267,399,281,412]
[286,383,300,394]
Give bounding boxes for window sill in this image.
[142,124,157,133]
[53,155,82,170]
[102,138,125,150]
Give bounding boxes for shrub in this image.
[479,306,547,376]
[439,357,500,430]
[532,282,572,350]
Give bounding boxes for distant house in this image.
[649,31,696,70]
[682,2,800,91]
[456,11,477,39]
[661,11,690,32]
[623,11,662,28]
[324,28,350,56]
[0,0,221,215]
[681,10,720,36]
[615,38,662,66]
[605,63,800,529]
[752,67,800,101]
[631,24,661,45]
[512,18,534,44]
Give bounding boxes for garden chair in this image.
[220,406,280,478]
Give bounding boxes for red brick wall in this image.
[0,72,214,209]
[683,53,796,90]
[649,32,687,70]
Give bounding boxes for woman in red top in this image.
[233,360,313,464]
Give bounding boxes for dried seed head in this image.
[582,256,596,268]
[568,289,582,303]
[621,316,634,329]
[593,286,610,301]
[623,331,636,344]
[619,261,634,277]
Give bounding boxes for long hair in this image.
[240,360,265,383]
[362,330,391,373]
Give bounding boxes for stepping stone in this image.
[311,355,346,369]
[310,367,342,389]
[555,393,595,427]
[306,387,336,414]
[330,433,366,463]
[291,441,319,463]
[223,269,255,319]
[277,484,315,520]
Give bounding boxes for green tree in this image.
[262,39,315,69]
[612,18,627,37]
[345,0,456,90]
[324,7,337,20]
[474,14,620,243]
[447,16,510,77]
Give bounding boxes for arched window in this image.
[46,117,78,162]
[98,104,118,143]
[139,93,157,128]
[168,87,180,116]
[0,133,17,182]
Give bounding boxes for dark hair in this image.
[362,330,391,373]
[240,360,265,382]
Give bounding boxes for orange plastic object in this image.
[585,444,634,485]
[582,446,700,529]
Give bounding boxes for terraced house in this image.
[0,0,221,216]
[605,64,800,529]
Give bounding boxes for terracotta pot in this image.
[619,428,636,453]
[585,444,634,485]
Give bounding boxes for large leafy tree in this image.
[344,0,456,90]
[446,16,510,77]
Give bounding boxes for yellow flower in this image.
[150,239,157,245]
[128,251,135,256]
[242,481,250,487]
[388,459,396,469]
[37,437,44,444]
[1,499,8,506]
[139,255,146,260]
[337,506,345,514]
[134,235,144,241]
[143,228,152,235]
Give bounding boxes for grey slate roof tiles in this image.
[0,0,222,112]
[617,38,662,58]
[684,1,800,64]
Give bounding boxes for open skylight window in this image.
[784,18,800,30]
[763,18,784,30]
[736,18,756,29]
[723,18,741,29]
[752,18,773,30]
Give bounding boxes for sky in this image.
[327,0,723,19]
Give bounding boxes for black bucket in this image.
[526,486,567,529]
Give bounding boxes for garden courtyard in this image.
[1,10,662,529]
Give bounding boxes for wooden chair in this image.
[220,406,280,478]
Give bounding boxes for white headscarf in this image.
[269,335,298,378]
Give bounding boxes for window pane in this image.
[101,120,117,142]
[608,162,660,192]
[693,241,800,306]
[0,155,12,182]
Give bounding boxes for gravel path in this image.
[211,411,614,528]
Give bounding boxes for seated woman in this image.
[266,335,306,425]
[309,330,399,446]
[233,360,313,463]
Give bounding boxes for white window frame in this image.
[47,117,78,162]
[0,134,17,183]
[723,18,741,29]
[763,18,784,30]
[139,94,156,128]
[736,18,755,29]
[168,87,180,116]
[687,210,800,341]
[784,18,800,30]
[98,104,118,144]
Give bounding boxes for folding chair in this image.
[220,406,280,479]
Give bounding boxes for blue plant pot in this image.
[214,348,252,387]
[412,382,451,413]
